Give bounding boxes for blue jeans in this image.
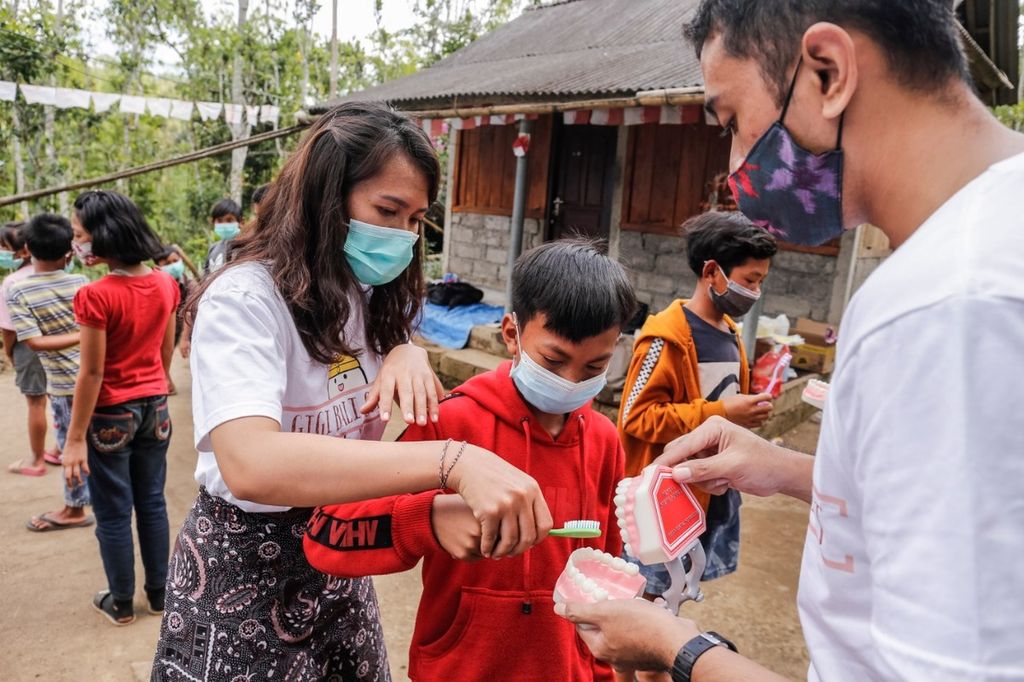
[86,396,171,602]
[50,394,90,508]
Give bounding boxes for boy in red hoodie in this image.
[305,239,638,681]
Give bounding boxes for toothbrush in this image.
[764,351,792,395]
[549,520,602,538]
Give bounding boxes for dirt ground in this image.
[0,360,818,681]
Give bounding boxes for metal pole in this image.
[741,288,765,368]
[505,118,533,312]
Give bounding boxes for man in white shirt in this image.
[556,1,1024,680]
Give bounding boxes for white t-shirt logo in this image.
[808,486,855,573]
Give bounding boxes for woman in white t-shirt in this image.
[152,102,552,681]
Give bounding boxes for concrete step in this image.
[467,323,512,358]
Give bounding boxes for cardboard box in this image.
[792,318,839,374]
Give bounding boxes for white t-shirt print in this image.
[798,152,1024,681]
[190,262,384,512]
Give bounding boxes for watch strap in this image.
[671,631,737,682]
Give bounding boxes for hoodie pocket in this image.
[415,588,591,681]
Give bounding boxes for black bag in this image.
[427,281,485,308]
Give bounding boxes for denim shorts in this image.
[13,342,46,396]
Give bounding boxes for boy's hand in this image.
[63,438,90,488]
[361,343,443,426]
[179,337,190,359]
[447,444,553,559]
[431,494,484,561]
[722,393,773,428]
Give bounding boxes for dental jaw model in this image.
[801,378,830,409]
[553,547,647,604]
[616,465,707,614]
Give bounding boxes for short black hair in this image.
[73,190,165,266]
[684,0,970,104]
[512,238,638,343]
[251,184,269,205]
[684,211,777,276]
[211,198,241,221]
[0,221,26,252]
[24,213,73,261]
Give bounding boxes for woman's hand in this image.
[361,343,443,425]
[63,438,90,488]
[447,444,553,559]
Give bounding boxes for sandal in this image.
[26,512,95,532]
[92,591,136,626]
[146,586,165,615]
[43,449,62,466]
[8,459,46,477]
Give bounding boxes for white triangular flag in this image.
[54,87,92,110]
[20,84,57,106]
[91,92,121,113]
[223,103,243,124]
[259,104,279,126]
[169,99,194,121]
[146,97,173,118]
[0,81,16,102]
[119,95,146,115]
[196,101,222,121]
[245,105,259,125]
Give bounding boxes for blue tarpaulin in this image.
[415,301,505,349]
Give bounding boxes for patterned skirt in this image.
[151,489,391,681]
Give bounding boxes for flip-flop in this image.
[26,512,95,532]
[43,449,62,466]
[8,460,46,477]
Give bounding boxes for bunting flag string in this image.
[0,79,280,126]
[415,105,706,140]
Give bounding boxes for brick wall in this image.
[446,212,544,290]
[618,230,836,321]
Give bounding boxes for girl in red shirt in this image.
[62,190,179,626]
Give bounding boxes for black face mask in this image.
[708,264,760,318]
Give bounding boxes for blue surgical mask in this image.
[63,258,75,274]
[161,260,186,280]
[214,222,240,241]
[343,219,419,286]
[0,250,24,270]
[509,320,607,415]
[729,59,846,246]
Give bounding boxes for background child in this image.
[617,211,777,619]
[305,239,638,682]
[202,197,241,275]
[61,190,179,625]
[1,221,52,476]
[8,213,94,531]
[154,245,197,392]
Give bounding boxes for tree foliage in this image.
[0,0,535,264]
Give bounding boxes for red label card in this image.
[651,467,706,559]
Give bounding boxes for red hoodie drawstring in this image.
[520,416,533,614]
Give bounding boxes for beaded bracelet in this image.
[439,440,467,490]
[438,438,454,489]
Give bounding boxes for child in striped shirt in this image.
[7,213,94,532]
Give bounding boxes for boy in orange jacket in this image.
[618,211,777,602]
[305,239,637,682]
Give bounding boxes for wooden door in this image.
[550,125,617,240]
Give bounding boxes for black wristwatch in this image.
[671,631,737,682]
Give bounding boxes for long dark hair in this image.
[187,102,440,364]
[73,190,165,265]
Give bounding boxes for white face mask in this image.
[508,318,608,414]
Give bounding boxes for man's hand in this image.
[654,416,813,502]
[555,599,699,672]
[431,493,484,561]
[722,393,773,428]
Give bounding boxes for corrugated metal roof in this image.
[313,0,703,112]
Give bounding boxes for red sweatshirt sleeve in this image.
[304,422,445,578]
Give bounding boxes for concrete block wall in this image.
[619,230,836,321]
[446,212,544,290]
